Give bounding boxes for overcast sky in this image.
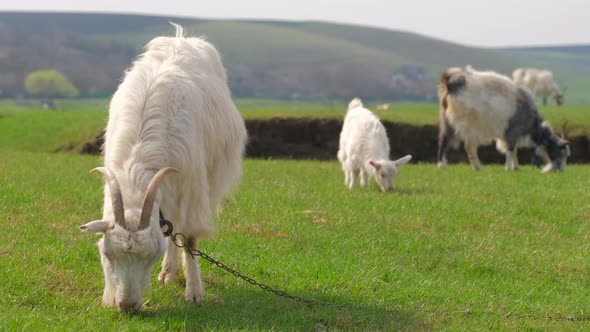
[1,0,588,47]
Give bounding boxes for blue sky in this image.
[1,0,588,47]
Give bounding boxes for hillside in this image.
[0,12,588,102]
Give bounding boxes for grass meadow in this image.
[1,97,589,136]
[1,100,590,330]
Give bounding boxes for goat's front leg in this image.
[102,276,116,307]
[344,169,350,186]
[535,146,554,172]
[348,169,359,189]
[183,236,205,303]
[359,169,369,187]
[464,142,481,170]
[158,239,179,284]
[505,147,519,171]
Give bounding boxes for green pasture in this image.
[1,101,590,330]
[0,98,588,150]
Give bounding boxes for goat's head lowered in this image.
[535,123,570,173]
[368,155,412,192]
[80,167,178,312]
[554,86,566,106]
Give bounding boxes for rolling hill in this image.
[0,12,588,103]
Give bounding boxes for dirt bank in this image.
[81,118,590,164]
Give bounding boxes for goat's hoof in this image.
[158,270,178,284]
[185,287,205,303]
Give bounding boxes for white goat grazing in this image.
[80,24,247,311]
[438,66,569,172]
[376,103,391,110]
[512,67,564,106]
[337,98,411,191]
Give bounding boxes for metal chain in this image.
[169,232,345,308]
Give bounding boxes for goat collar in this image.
[159,210,173,237]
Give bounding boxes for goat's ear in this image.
[393,155,412,166]
[80,220,110,234]
[369,160,381,170]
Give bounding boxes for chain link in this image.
[169,232,344,308]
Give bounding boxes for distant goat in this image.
[512,68,564,106]
[438,66,569,172]
[337,98,411,191]
[80,24,247,311]
[376,103,391,110]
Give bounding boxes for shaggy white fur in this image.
[337,98,411,191]
[81,23,247,311]
[512,67,563,106]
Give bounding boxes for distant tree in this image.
[24,70,79,109]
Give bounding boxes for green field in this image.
[0,98,589,147]
[1,101,590,330]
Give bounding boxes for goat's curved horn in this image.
[561,121,568,139]
[90,167,126,229]
[139,167,179,230]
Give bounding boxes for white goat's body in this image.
[512,68,563,105]
[338,98,411,191]
[338,98,390,173]
[376,103,391,110]
[104,32,246,239]
[85,25,247,310]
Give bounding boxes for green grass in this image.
[0,109,106,152]
[235,99,442,125]
[1,151,590,330]
[2,98,588,148]
[0,100,590,330]
[237,100,590,136]
[0,98,109,112]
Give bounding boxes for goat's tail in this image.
[170,21,184,38]
[348,97,363,110]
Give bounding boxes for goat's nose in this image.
[117,300,138,312]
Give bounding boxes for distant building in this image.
[390,65,434,99]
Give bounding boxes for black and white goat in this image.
[437,66,569,172]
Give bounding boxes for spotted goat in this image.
[437,66,569,172]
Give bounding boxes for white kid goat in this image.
[337,98,412,191]
[80,24,247,312]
